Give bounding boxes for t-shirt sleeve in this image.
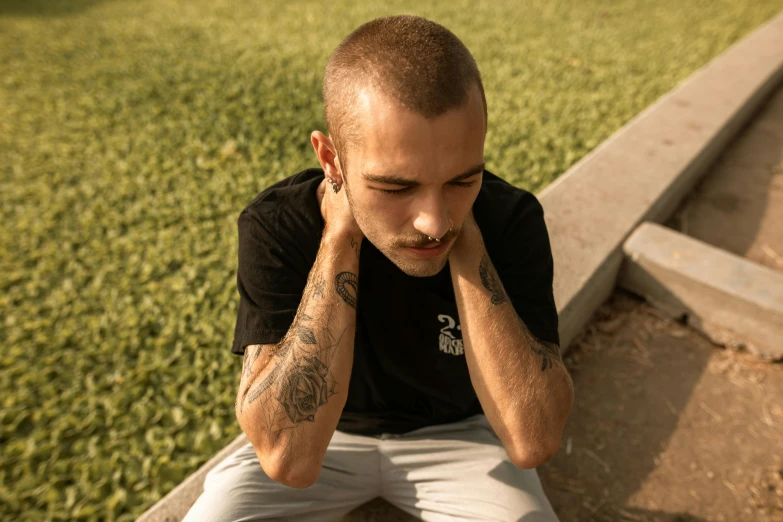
[231,208,307,355]
[496,193,560,346]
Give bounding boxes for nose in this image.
[412,193,451,241]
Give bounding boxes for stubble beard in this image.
[344,181,451,278]
[383,245,450,278]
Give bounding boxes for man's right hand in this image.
[317,176,364,241]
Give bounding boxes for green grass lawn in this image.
[1,0,780,519]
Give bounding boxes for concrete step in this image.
[619,222,783,361]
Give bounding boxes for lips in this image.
[406,239,451,258]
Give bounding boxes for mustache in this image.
[395,228,459,248]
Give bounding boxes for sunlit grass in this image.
[1,0,780,519]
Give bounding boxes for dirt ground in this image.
[667,86,783,273]
[343,290,783,522]
[539,291,783,522]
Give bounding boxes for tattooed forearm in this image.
[236,232,360,459]
[536,341,562,371]
[335,271,358,309]
[474,254,561,372]
[243,345,262,379]
[350,237,361,259]
[239,302,345,428]
[277,355,334,423]
[478,254,507,305]
[245,364,282,405]
[519,319,562,372]
[313,276,326,299]
[298,325,317,344]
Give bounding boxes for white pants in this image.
[182,414,558,522]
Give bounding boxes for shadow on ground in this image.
[537,291,713,521]
[667,86,783,273]
[538,291,783,521]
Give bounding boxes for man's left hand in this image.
[450,210,483,263]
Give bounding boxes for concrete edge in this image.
[537,13,783,203]
[538,11,783,349]
[618,222,783,361]
[137,11,783,522]
[136,433,248,522]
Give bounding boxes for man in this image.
[184,15,573,522]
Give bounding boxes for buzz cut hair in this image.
[323,15,487,166]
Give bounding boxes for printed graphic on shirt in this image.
[438,314,464,356]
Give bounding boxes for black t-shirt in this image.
[231,168,559,435]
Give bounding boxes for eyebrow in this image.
[361,163,485,187]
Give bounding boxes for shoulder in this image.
[240,167,324,222]
[237,168,324,276]
[474,169,545,240]
[238,168,324,238]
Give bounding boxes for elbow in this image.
[506,385,573,469]
[236,410,327,489]
[507,436,562,469]
[264,462,321,489]
[253,446,323,489]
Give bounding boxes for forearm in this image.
[450,239,573,468]
[235,231,360,487]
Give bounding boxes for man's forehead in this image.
[360,163,485,186]
[338,85,485,180]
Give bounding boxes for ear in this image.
[310,131,342,182]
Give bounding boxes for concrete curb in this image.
[539,11,783,349]
[137,11,783,522]
[619,222,783,361]
[136,434,248,522]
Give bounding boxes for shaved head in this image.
[323,15,487,166]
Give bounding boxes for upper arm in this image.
[231,209,310,355]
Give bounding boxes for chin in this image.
[384,248,450,277]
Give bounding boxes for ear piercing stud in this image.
[326,177,341,194]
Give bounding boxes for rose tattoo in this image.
[277,356,332,423]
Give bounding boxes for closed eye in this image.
[377,186,412,195]
[377,180,477,195]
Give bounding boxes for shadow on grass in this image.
[0,0,111,17]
